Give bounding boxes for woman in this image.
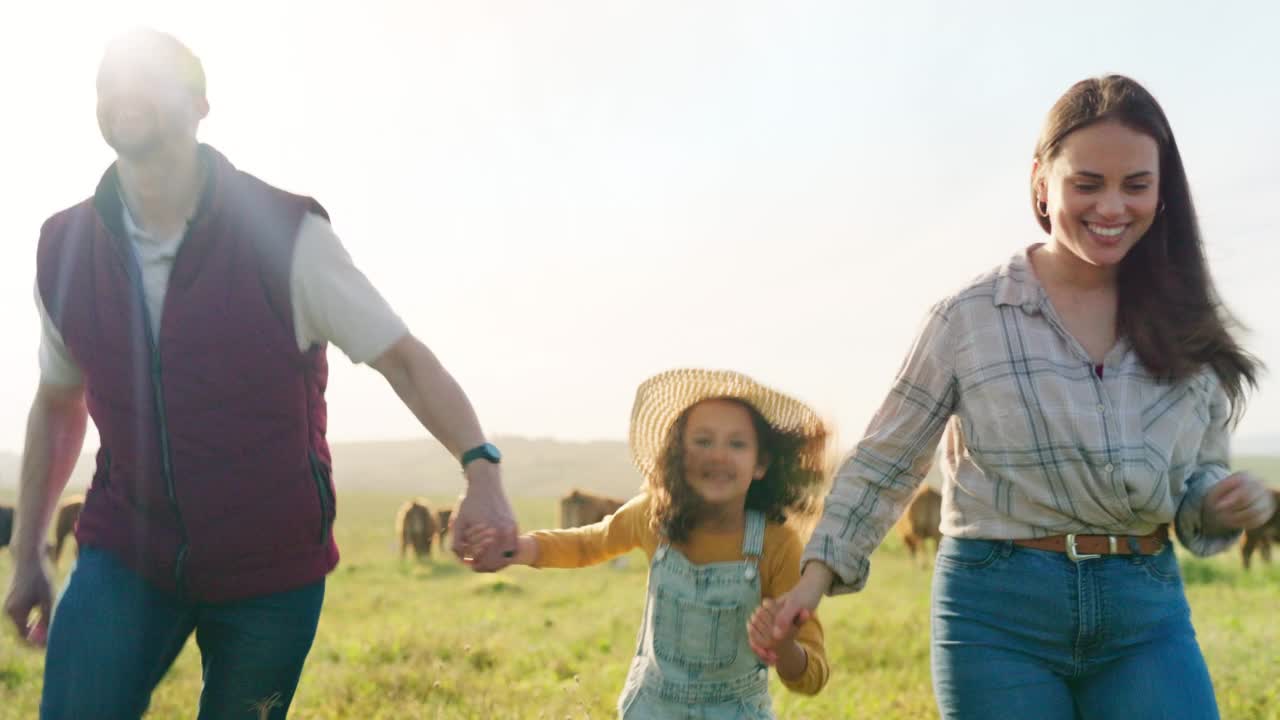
[770,75,1274,719]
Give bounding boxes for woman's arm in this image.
[804,301,959,596]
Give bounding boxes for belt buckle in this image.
[1065,533,1101,562]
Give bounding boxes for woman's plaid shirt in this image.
[805,247,1242,594]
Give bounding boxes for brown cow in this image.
[436,508,453,549]
[52,494,85,564]
[1241,489,1280,571]
[560,489,625,529]
[895,485,942,566]
[396,498,438,560]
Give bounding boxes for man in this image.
[3,28,518,719]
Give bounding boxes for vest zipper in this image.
[151,343,190,594]
[109,218,192,597]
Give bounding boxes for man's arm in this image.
[4,382,88,643]
[368,334,486,459]
[368,334,517,570]
[290,214,518,570]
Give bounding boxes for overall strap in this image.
[741,510,765,560]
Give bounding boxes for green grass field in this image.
[2,487,1279,719]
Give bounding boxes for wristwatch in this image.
[460,442,502,469]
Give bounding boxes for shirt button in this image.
[758,668,769,680]
[1097,404,1106,413]
[1105,463,1114,473]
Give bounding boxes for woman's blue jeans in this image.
[931,536,1218,720]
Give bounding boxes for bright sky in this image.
[0,1,1277,457]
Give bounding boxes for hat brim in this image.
[629,368,828,481]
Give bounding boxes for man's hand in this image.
[4,381,88,649]
[4,553,54,648]
[451,461,518,571]
[368,335,517,570]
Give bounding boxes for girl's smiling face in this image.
[681,399,767,511]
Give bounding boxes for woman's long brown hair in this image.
[1032,75,1261,421]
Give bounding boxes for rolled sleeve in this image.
[1174,383,1241,556]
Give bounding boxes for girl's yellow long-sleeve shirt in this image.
[529,494,830,695]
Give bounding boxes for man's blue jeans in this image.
[41,546,324,719]
[931,536,1219,720]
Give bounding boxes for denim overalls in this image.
[617,509,775,719]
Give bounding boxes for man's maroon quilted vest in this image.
[36,146,339,602]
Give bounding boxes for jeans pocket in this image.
[1136,545,1181,584]
[936,537,1003,570]
[307,450,335,544]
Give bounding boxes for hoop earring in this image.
[1037,199,1049,217]
[1157,200,1166,214]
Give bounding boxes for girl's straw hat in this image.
[628,368,828,480]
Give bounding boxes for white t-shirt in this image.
[37,209,409,386]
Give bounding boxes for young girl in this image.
[493,368,831,719]
[770,75,1275,719]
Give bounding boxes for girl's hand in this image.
[457,524,499,567]
[1204,472,1277,535]
[748,597,809,665]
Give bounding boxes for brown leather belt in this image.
[1012,525,1169,562]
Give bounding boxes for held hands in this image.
[454,524,539,569]
[747,597,809,666]
[1203,472,1277,536]
[451,461,519,571]
[750,561,831,664]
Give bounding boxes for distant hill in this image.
[1,434,1275,498]
[328,436,642,498]
[0,437,644,500]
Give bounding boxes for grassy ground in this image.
[1,490,1278,719]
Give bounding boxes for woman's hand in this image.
[766,561,831,648]
[1203,472,1277,535]
[747,597,809,665]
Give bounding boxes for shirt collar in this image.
[993,244,1048,315]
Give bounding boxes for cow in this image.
[895,485,942,566]
[0,503,13,551]
[560,489,625,529]
[52,494,85,564]
[436,507,453,549]
[0,498,85,562]
[395,498,438,560]
[1241,489,1280,571]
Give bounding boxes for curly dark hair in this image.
[646,398,827,544]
